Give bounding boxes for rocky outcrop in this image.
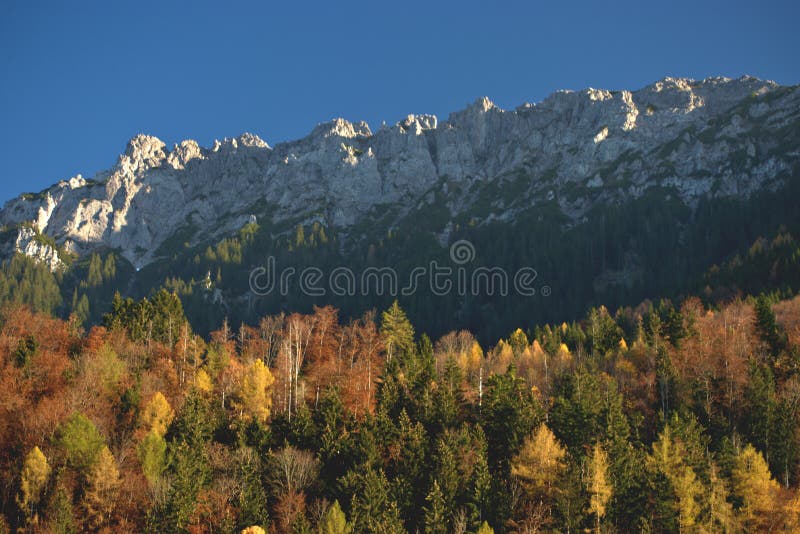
[12,226,64,271]
[1,75,798,270]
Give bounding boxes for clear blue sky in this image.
[1,0,798,203]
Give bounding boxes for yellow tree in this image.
[672,466,702,532]
[194,368,214,395]
[139,391,175,436]
[83,446,121,530]
[732,444,780,530]
[234,359,276,424]
[17,446,50,526]
[707,463,735,533]
[587,443,612,534]
[648,426,703,532]
[511,424,566,514]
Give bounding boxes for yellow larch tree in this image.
[234,358,276,424]
[511,423,566,502]
[587,443,612,534]
[139,391,175,437]
[83,445,121,530]
[732,444,780,530]
[17,446,50,526]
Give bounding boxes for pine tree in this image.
[508,328,529,356]
[346,468,404,533]
[432,438,459,521]
[754,294,787,357]
[319,500,352,534]
[380,300,415,362]
[86,253,103,287]
[102,253,116,281]
[423,480,448,534]
[45,479,77,534]
[75,294,90,325]
[195,368,214,394]
[672,465,702,531]
[648,424,704,532]
[706,463,734,533]
[236,448,270,531]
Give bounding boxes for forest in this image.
[2,284,800,533]
[2,165,799,346]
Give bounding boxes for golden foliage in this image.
[587,443,612,529]
[511,424,566,500]
[194,368,213,394]
[83,445,121,529]
[139,391,175,437]
[17,446,50,520]
[732,444,780,528]
[234,359,275,424]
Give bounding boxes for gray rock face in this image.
[1,75,798,269]
[11,227,63,271]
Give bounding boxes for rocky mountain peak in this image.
[122,134,167,170]
[1,75,797,271]
[312,118,372,140]
[237,132,269,149]
[397,114,438,134]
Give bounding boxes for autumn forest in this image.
[2,284,800,533]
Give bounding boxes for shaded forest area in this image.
[2,168,799,346]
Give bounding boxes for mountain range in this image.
[1,75,798,341]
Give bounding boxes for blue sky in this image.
[1,0,798,203]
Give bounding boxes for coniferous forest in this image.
[2,282,800,533]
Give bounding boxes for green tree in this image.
[138,431,167,486]
[380,300,415,362]
[75,293,90,325]
[482,366,542,526]
[55,413,105,474]
[648,424,704,532]
[754,294,787,357]
[345,467,404,533]
[87,253,103,287]
[236,448,270,531]
[148,391,214,532]
[508,328,529,356]
[102,253,116,281]
[45,478,77,534]
[423,480,447,534]
[319,500,351,534]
